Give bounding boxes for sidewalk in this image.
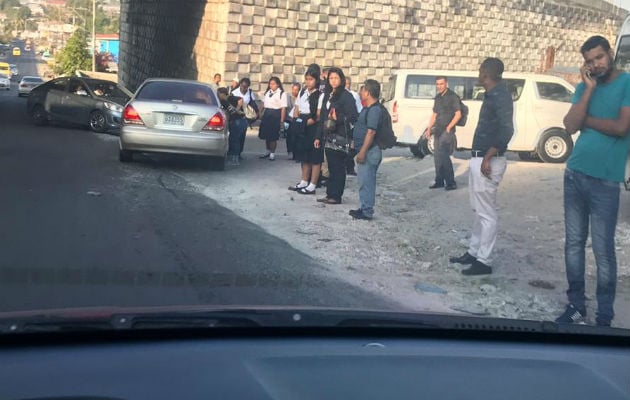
[173,129,630,327]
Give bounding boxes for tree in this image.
[54,30,92,75]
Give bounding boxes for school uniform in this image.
[258,88,287,141]
[291,88,324,164]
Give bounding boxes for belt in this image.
[471,150,505,157]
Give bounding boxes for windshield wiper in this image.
[1,308,627,336]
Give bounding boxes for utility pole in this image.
[92,0,96,72]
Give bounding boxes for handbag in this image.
[245,104,257,120]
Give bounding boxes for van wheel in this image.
[418,131,434,156]
[410,144,423,158]
[536,129,573,163]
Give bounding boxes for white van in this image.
[614,15,630,190]
[382,69,576,163]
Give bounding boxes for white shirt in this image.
[294,88,324,116]
[262,89,288,110]
[231,88,255,106]
[348,88,363,112]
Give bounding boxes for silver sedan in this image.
[119,79,228,170]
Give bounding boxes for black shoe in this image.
[297,187,316,195]
[429,183,444,189]
[259,153,270,159]
[462,260,492,276]
[449,252,476,264]
[349,209,372,220]
[445,184,457,191]
[555,304,586,324]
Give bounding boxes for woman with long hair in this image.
[315,67,359,204]
[258,77,287,161]
[288,64,324,195]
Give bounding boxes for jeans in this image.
[357,145,382,218]
[325,148,347,201]
[564,168,620,324]
[467,156,507,265]
[228,118,248,156]
[433,129,456,186]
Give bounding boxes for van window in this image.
[446,77,466,99]
[470,78,525,101]
[615,35,630,72]
[536,82,573,102]
[405,75,435,99]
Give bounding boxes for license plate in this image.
[164,113,184,126]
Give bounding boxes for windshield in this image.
[1,0,629,338]
[87,81,129,99]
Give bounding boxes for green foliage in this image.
[54,30,92,75]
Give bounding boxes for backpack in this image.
[456,97,468,127]
[366,103,397,150]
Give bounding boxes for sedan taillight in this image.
[123,105,144,125]
[202,112,225,132]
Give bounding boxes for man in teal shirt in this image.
[557,36,630,327]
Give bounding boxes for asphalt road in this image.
[0,50,396,313]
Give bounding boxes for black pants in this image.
[433,129,456,186]
[325,148,347,201]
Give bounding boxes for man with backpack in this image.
[426,76,463,191]
[350,79,390,221]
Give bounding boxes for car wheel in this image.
[536,129,573,163]
[119,149,133,163]
[31,104,48,126]
[89,110,108,133]
[209,155,226,171]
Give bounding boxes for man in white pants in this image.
[449,58,514,275]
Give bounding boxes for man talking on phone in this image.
[556,36,630,327]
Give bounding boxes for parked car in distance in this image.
[12,47,20,56]
[9,64,18,76]
[18,76,44,96]
[119,79,228,170]
[26,77,133,133]
[383,69,576,163]
[0,73,10,90]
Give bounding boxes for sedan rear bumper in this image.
[120,126,228,157]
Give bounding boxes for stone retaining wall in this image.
[120,0,627,92]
